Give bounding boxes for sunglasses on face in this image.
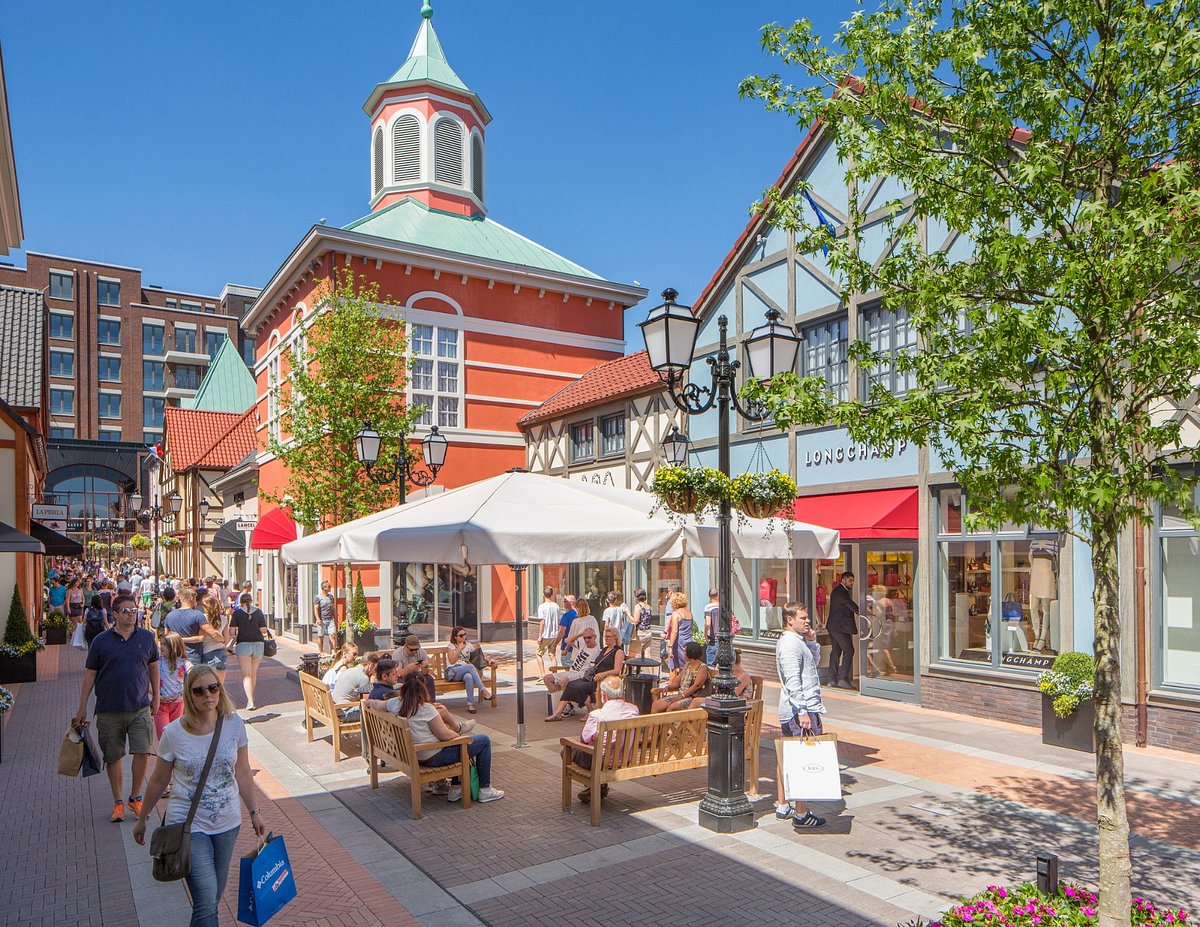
[191,683,221,696]
[116,607,138,615]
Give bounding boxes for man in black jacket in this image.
[826,572,860,689]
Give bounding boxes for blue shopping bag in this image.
[237,833,297,926]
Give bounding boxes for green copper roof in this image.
[343,197,602,280]
[385,7,469,95]
[184,337,256,414]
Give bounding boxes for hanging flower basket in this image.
[650,467,731,518]
[730,470,797,520]
[129,534,152,552]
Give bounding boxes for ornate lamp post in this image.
[640,288,800,834]
[354,423,450,641]
[133,491,182,596]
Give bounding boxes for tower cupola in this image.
[363,1,491,217]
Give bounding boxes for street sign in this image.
[32,504,67,521]
[236,519,258,532]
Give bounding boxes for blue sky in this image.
[2,1,852,349]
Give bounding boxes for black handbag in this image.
[149,714,224,882]
[262,633,278,658]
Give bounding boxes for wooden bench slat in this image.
[362,706,474,820]
[299,672,361,763]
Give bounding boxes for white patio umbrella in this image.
[281,470,839,745]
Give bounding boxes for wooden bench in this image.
[298,671,360,763]
[361,705,473,819]
[651,674,763,702]
[425,645,498,708]
[560,699,764,826]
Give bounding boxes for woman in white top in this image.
[133,665,266,927]
[389,675,504,803]
[445,626,494,713]
[322,642,359,688]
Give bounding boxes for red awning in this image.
[790,487,919,540]
[250,507,298,550]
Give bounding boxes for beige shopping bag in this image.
[57,722,83,777]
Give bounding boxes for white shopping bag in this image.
[71,623,87,650]
[776,734,842,802]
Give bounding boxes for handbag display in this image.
[1001,593,1024,623]
[149,714,224,883]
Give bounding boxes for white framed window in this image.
[50,387,75,414]
[470,133,484,200]
[48,271,74,301]
[98,318,121,346]
[860,303,918,396]
[165,298,177,309]
[97,277,121,306]
[409,322,460,427]
[802,315,849,403]
[433,118,464,185]
[98,392,122,419]
[49,311,74,340]
[98,355,122,382]
[373,126,385,195]
[268,352,282,443]
[600,414,625,457]
[571,422,594,462]
[181,300,201,313]
[49,349,74,378]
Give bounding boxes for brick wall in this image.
[924,673,1200,755]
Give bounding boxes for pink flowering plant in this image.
[911,884,1189,927]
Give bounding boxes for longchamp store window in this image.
[1158,480,1200,689]
[936,488,1062,670]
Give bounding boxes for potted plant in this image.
[730,469,797,520]
[0,588,42,684]
[159,536,182,551]
[650,466,731,517]
[43,611,70,645]
[344,575,376,651]
[1037,651,1096,752]
[129,534,152,552]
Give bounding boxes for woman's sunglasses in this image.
[191,683,222,696]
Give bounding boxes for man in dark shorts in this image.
[774,601,828,828]
[75,593,160,823]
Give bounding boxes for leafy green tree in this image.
[740,1,1199,922]
[265,268,425,530]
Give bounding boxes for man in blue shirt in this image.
[557,595,578,663]
[75,594,160,824]
[164,586,220,665]
[47,577,68,616]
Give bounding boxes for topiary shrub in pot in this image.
[0,588,42,683]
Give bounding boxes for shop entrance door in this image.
[858,545,919,701]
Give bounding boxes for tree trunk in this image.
[1091,512,1132,925]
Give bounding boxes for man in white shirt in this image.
[535,586,561,676]
[775,601,828,829]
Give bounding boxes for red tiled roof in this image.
[518,351,660,427]
[164,406,258,470]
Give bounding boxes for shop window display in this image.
[864,549,915,682]
[1161,532,1200,689]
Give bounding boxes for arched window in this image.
[373,126,384,195]
[393,115,420,183]
[433,119,463,185]
[471,134,484,201]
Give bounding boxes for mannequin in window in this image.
[1028,538,1058,652]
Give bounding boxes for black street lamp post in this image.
[354,423,450,641]
[132,491,182,597]
[640,288,800,834]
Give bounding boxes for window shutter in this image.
[471,135,484,200]
[373,127,384,194]
[433,120,463,185]
[393,116,420,182]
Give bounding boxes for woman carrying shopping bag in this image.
[133,665,266,927]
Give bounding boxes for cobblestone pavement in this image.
[4,635,1199,927]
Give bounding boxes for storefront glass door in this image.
[859,545,919,700]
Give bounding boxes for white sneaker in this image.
[447,785,463,802]
[458,719,477,734]
[478,786,505,803]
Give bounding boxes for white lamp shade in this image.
[639,288,700,372]
[199,499,210,518]
[745,310,801,381]
[423,425,448,470]
[168,492,184,514]
[129,493,143,512]
[355,423,382,465]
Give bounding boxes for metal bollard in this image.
[1036,853,1059,895]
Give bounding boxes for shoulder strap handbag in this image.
[149,714,224,882]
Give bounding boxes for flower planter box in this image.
[0,652,37,684]
[1041,693,1095,753]
[352,627,377,652]
[45,627,68,646]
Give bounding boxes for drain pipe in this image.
[1134,520,1149,747]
